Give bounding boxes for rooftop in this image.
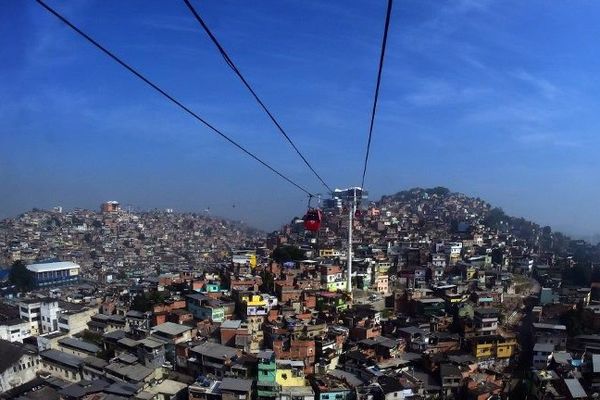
[146,379,188,395]
[593,354,600,374]
[152,321,192,337]
[440,363,462,378]
[191,342,238,360]
[41,349,84,369]
[105,361,153,382]
[532,322,566,331]
[26,261,80,273]
[0,339,28,374]
[221,320,243,329]
[58,337,100,354]
[220,377,253,392]
[564,378,587,399]
[533,343,555,352]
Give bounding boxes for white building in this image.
[431,253,447,268]
[533,342,554,369]
[0,319,31,343]
[40,300,61,333]
[0,339,41,392]
[447,242,463,258]
[19,298,61,335]
[57,307,99,335]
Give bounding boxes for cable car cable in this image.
[360,0,393,189]
[182,0,333,194]
[35,0,315,197]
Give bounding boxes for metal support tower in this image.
[347,188,358,299]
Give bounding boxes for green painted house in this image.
[257,350,278,400]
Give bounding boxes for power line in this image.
[182,0,333,194]
[360,0,393,189]
[34,0,314,197]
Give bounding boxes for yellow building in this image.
[473,339,495,359]
[319,249,340,258]
[377,262,391,274]
[445,293,468,304]
[326,281,347,292]
[496,336,517,358]
[466,267,477,280]
[241,294,267,307]
[275,360,306,387]
[232,251,257,268]
[473,335,518,359]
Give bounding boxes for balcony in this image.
[258,389,280,398]
[478,324,497,331]
[257,382,280,398]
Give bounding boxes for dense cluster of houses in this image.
[0,188,599,399]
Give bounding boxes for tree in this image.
[131,291,167,312]
[9,260,34,291]
[491,248,504,265]
[560,307,585,336]
[80,329,103,345]
[260,269,275,293]
[483,207,507,230]
[562,263,592,287]
[272,245,304,263]
[426,187,450,196]
[131,294,151,312]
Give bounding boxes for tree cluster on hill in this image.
[9,260,34,292]
[272,245,304,263]
[130,291,168,312]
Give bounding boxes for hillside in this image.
[280,187,600,286]
[0,208,264,274]
[377,187,594,259]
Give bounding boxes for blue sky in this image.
[1,0,599,237]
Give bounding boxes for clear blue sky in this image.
[1,0,599,237]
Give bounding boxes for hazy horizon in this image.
[2,1,599,239]
[1,186,598,245]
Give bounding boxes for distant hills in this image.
[376,186,599,257]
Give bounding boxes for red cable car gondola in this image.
[303,208,322,232]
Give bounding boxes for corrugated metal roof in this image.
[58,337,100,353]
[26,261,80,273]
[564,378,587,399]
[592,354,600,373]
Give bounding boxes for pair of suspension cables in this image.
[35,0,392,200]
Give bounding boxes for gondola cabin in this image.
[303,208,322,232]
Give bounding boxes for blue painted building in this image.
[26,261,80,287]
